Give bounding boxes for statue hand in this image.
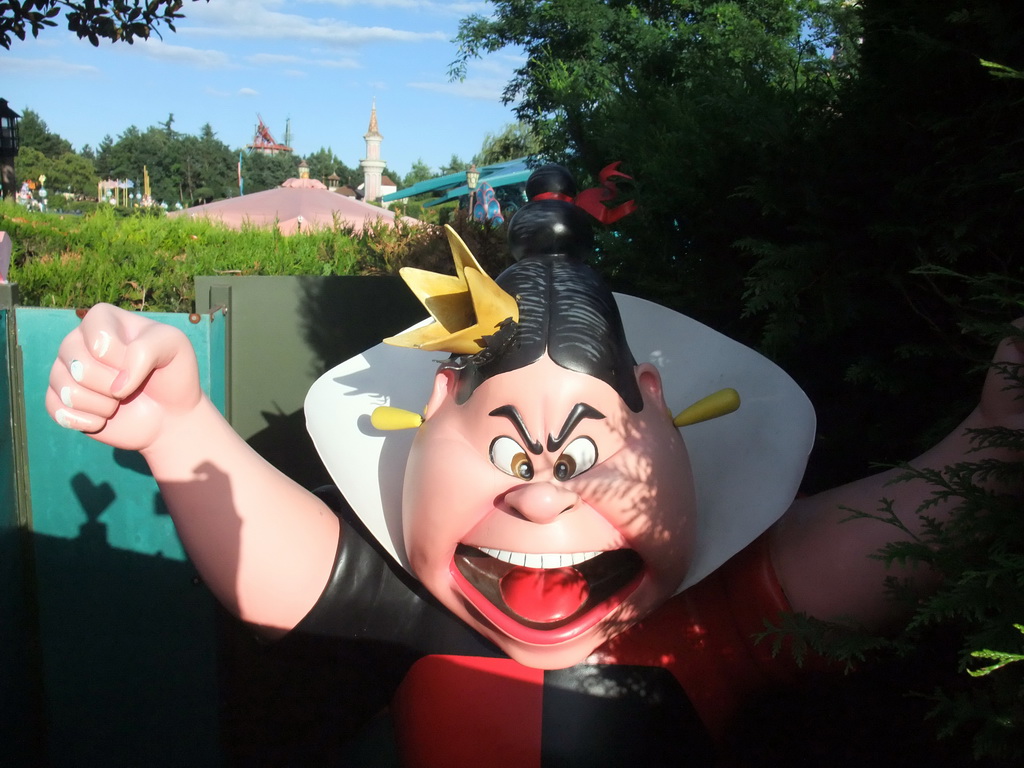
[46,303,204,452]
[977,320,1024,431]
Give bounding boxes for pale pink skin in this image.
[44,304,340,635]
[45,304,1024,664]
[403,356,696,669]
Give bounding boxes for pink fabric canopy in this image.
[168,180,418,235]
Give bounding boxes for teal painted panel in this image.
[18,308,223,560]
[16,307,226,767]
[29,530,224,767]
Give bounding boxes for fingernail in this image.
[60,386,74,408]
[70,359,84,382]
[93,330,111,358]
[55,408,82,430]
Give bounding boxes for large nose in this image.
[503,482,580,524]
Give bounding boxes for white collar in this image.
[304,293,815,591]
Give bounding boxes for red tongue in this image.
[499,565,590,624]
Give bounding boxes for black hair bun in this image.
[525,163,577,199]
[508,165,593,262]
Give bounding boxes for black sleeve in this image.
[291,486,500,661]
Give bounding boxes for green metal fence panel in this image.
[19,308,227,555]
[195,275,424,489]
[1,303,44,767]
[15,306,226,767]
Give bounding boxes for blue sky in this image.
[0,0,522,180]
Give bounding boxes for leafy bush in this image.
[48,200,103,216]
[2,201,515,311]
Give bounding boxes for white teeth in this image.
[478,547,602,569]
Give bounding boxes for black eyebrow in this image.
[489,405,543,455]
[547,403,605,452]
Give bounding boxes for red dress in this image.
[298,492,802,767]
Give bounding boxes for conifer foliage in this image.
[455,1,1024,760]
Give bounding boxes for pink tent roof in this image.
[280,177,326,189]
[168,179,418,235]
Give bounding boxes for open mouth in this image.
[453,544,644,633]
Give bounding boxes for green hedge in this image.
[1,202,512,312]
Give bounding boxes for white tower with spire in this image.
[360,100,385,203]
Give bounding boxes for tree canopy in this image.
[237,151,297,196]
[17,108,74,156]
[403,159,434,188]
[453,0,859,328]
[303,147,358,189]
[453,1,1024,760]
[476,121,540,165]
[0,0,209,48]
[91,122,237,204]
[452,0,1022,475]
[15,145,97,196]
[15,108,97,195]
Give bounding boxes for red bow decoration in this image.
[534,162,637,224]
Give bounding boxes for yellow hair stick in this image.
[371,406,424,431]
[673,388,740,428]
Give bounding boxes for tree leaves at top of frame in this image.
[0,0,209,49]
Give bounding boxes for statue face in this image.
[402,356,696,669]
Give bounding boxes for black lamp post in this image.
[0,98,20,199]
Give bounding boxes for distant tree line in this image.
[12,108,534,207]
[1,0,534,204]
[14,110,368,206]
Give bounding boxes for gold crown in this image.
[384,225,519,354]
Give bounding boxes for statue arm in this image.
[47,304,340,636]
[770,328,1024,629]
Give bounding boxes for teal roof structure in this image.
[382,158,533,205]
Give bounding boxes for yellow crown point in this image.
[371,406,424,431]
[384,225,518,354]
[673,388,740,428]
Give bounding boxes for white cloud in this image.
[134,38,233,69]
[408,47,520,102]
[180,0,446,46]
[309,0,488,15]
[409,78,505,102]
[245,52,360,70]
[0,56,100,76]
[314,58,361,69]
[474,51,526,75]
[238,88,260,97]
[246,53,302,66]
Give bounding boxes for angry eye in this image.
[554,437,598,481]
[490,436,534,480]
